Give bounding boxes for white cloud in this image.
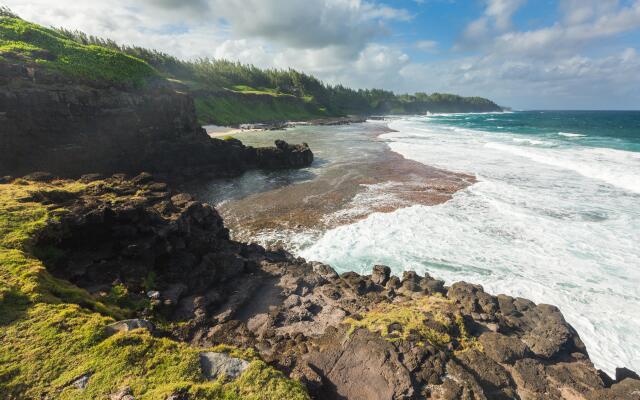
[415,40,438,52]
[459,0,525,48]
[494,0,640,58]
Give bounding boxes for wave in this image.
[366,116,640,375]
[486,143,640,194]
[559,132,586,138]
[512,138,553,146]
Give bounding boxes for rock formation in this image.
[9,173,638,400]
[0,63,313,178]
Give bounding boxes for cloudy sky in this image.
[5,0,640,109]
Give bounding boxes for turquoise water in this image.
[301,111,640,375]
[427,110,640,152]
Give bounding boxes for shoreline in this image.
[205,116,369,138]
[192,121,475,251]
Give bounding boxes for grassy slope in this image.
[0,16,156,86]
[195,94,326,126]
[0,180,309,400]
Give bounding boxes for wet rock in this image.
[199,352,249,380]
[255,140,314,169]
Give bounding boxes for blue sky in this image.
[5,0,640,109]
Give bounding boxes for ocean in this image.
[298,111,640,376]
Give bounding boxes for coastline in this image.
[2,173,637,399]
[189,121,475,251]
[205,116,369,138]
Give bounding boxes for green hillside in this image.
[0,10,156,87]
[0,6,502,124]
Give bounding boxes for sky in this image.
[4,0,640,109]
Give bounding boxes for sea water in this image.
[299,111,640,375]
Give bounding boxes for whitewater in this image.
[300,113,640,376]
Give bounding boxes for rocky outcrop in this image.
[20,174,640,400]
[0,63,313,178]
[255,140,314,169]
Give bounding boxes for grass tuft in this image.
[344,295,482,353]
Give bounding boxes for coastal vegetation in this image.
[0,178,309,399]
[0,9,155,87]
[344,294,482,354]
[0,7,501,125]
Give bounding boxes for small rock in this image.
[147,182,168,192]
[199,352,250,380]
[371,265,391,286]
[110,386,134,400]
[147,291,161,300]
[311,262,339,281]
[79,173,103,183]
[0,175,14,184]
[23,171,55,182]
[70,372,91,389]
[105,319,155,336]
[171,193,194,207]
[131,172,154,185]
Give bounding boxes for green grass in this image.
[0,16,156,86]
[0,179,310,399]
[195,94,327,126]
[344,295,482,354]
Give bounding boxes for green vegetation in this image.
[0,12,156,86]
[0,179,310,399]
[0,7,499,124]
[344,295,482,354]
[195,94,325,126]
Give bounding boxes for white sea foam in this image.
[299,117,640,376]
[559,131,586,137]
[512,138,552,146]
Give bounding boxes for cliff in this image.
[0,174,637,399]
[0,62,312,178]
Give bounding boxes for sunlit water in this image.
[299,111,640,375]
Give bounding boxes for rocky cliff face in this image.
[15,173,639,400]
[0,63,313,178]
